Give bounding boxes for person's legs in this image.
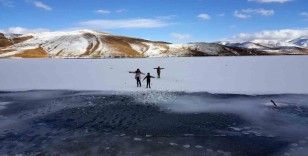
[157,72,160,78]
[139,78,141,87]
[147,81,151,88]
[136,77,141,87]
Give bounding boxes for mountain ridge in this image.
[0,29,307,58]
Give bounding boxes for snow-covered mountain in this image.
[290,38,308,48]
[221,38,308,55]
[0,30,307,58]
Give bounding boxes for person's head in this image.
[147,73,150,76]
[137,69,140,72]
[158,66,160,68]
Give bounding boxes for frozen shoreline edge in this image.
[1,89,307,96]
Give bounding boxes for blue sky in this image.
[0,0,307,42]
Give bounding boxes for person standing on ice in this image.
[143,73,155,88]
[129,69,144,87]
[154,66,165,78]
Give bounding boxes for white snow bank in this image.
[0,56,308,94]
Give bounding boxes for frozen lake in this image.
[1,57,308,155]
[0,56,308,94]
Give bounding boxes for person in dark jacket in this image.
[143,73,155,88]
[154,66,165,78]
[129,69,144,87]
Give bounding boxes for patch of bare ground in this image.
[111,35,170,44]
[156,44,170,54]
[12,36,33,44]
[14,47,48,58]
[0,33,12,47]
[223,46,269,56]
[102,36,144,58]
[81,33,101,57]
[0,34,33,49]
[0,40,12,47]
[189,50,213,56]
[0,49,15,55]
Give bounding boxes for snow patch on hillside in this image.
[143,42,167,57]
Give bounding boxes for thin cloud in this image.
[80,18,171,29]
[300,12,308,20]
[234,9,274,19]
[0,0,13,7]
[96,9,111,14]
[197,13,211,20]
[218,13,225,17]
[33,1,52,11]
[234,11,251,19]
[228,28,308,42]
[96,9,127,14]
[0,26,49,34]
[156,15,177,20]
[300,12,308,16]
[170,33,191,43]
[115,9,127,13]
[229,25,237,29]
[248,0,291,3]
[171,33,191,40]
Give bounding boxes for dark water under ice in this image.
[0,90,308,156]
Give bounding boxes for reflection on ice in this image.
[0,102,11,110]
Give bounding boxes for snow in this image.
[223,37,308,50]
[1,29,307,58]
[1,30,197,58]
[0,56,308,94]
[192,43,225,55]
[142,42,167,57]
[0,30,112,58]
[252,39,297,48]
[129,43,147,53]
[234,42,266,49]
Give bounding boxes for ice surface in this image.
[0,90,308,155]
[0,56,308,94]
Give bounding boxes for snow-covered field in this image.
[0,56,308,94]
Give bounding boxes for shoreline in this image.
[1,89,308,96]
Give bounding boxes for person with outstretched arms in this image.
[143,73,155,88]
[129,69,144,87]
[154,66,165,78]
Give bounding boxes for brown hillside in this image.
[14,47,48,58]
[103,36,144,57]
[12,36,33,44]
[0,33,12,47]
